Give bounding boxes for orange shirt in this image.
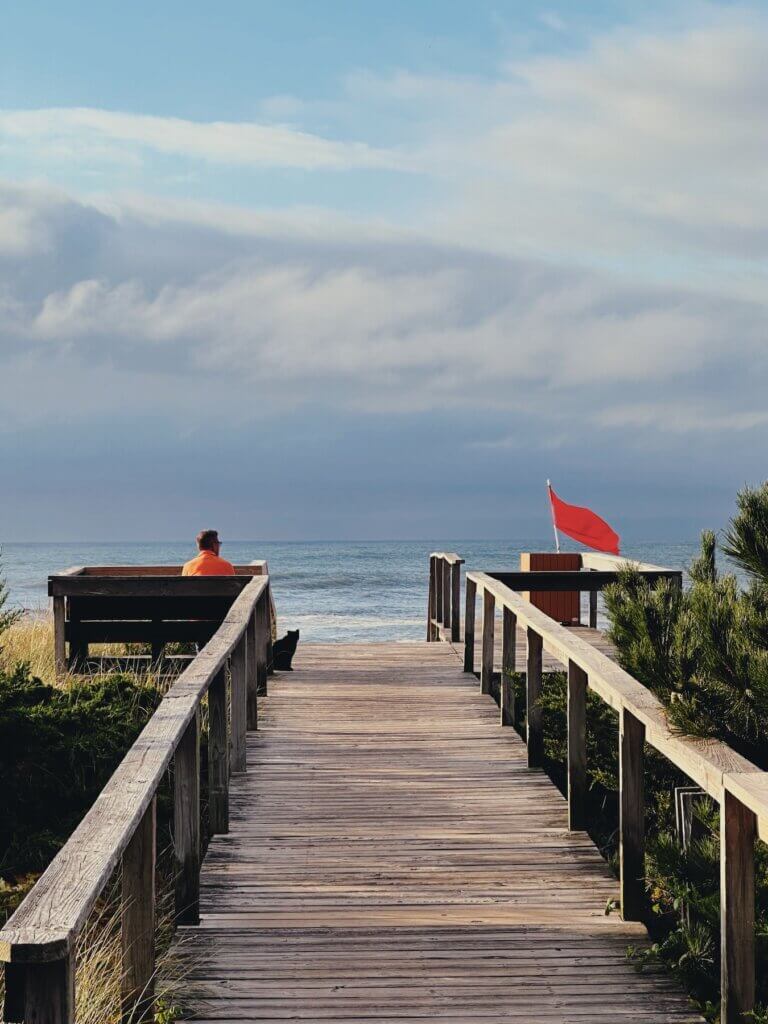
[182,550,236,576]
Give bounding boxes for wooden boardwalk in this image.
[176,642,701,1023]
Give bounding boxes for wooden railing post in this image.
[427,556,437,641]
[442,560,451,630]
[450,562,461,643]
[526,627,543,767]
[500,606,516,726]
[230,640,247,774]
[256,594,268,697]
[464,577,477,673]
[481,589,495,695]
[436,557,445,628]
[619,708,645,921]
[121,797,156,1024]
[53,595,67,682]
[721,789,755,1023]
[3,957,74,1024]
[174,710,200,925]
[589,588,598,629]
[567,660,588,830]
[208,667,229,835]
[246,613,259,730]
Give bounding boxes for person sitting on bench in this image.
[182,529,235,576]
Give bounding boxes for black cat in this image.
[272,629,300,671]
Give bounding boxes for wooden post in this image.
[3,957,74,1024]
[442,560,451,630]
[567,660,588,831]
[500,606,516,726]
[464,577,476,674]
[230,641,247,774]
[526,628,543,767]
[246,613,259,730]
[481,589,495,695]
[256,596,268,697]
[435,558,444,627]
[620,708,645,921]
[451,562,461,643]
[721,789,755,1024]
[208,666,229,835]
[174,710,200,925]
[53,595,67,682]
[121,797,156,1024]
[589,588,598,629]
[67,603,87,672]
[427,556,437,641]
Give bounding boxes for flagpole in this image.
[546,479,560,553]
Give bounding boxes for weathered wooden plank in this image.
[481,590,495,695]
[174,710,201,926]
[463,577,476,675]
[490,570,682,593]
[121,797,156,1024]
[567,660,587,831]
[450,562,462,644]
[500,607,516,727]
[230,641,247,775]
[52,596,67,682]
[208,668,230,835]
[620,709,645,921]
[721,790,755,1023]
[526,628,543,768]
[49,576,252,598]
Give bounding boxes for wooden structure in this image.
[521,551,581,624]
[460,567,768,1024]
[49,561,271,679]
[0,574,273,1023]
[173,642,703,1023]
[2,549,766,1023]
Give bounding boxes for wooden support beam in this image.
[230,641,247,774]
[246,617,258,730]
[174,710,200,925]
[53,596,66,682]
[208,667,229,835]
[256,597,268,697]
[721,789,755,1024]
[589,588,598,629]
[435,558,444,625]
[3,957,74,1024]
[526,628,543,768]
[464,577,476,674]
[500,606,516,726]
[442,559,451,630]
[567,660,588,831]
[427,556,437,641]
[121,797,156,1024]
[481,589,495,696]
[450,562,461,643]
[620,708,645,921]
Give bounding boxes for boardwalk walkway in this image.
[176,641,701,1023]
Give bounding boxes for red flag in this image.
[548,483,620,555]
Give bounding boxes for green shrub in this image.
[0,664,161,878]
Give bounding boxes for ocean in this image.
[1,539,702,642]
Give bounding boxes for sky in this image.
[1,0,767,541]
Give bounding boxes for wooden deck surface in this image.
[175,642,701,1023]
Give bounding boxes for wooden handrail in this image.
[464,570,766,1023]
[427,553,464,642]
[0,575,272,1024]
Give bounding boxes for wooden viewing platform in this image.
[2,552,766,1023]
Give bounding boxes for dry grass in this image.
[0,614,57,684]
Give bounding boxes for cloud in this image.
[0,107,407,172]
[1,180,766,441]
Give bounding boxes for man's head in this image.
[196,529,221,554]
